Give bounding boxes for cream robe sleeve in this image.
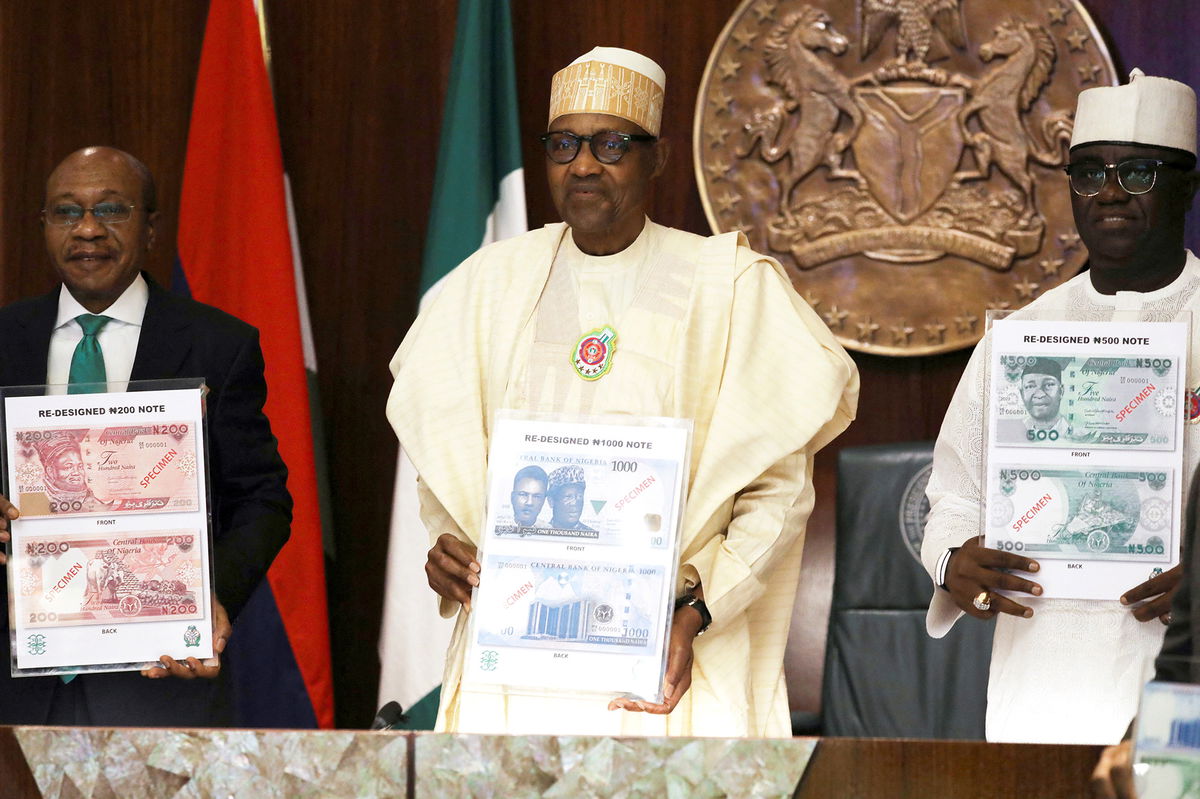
[679,255,858,626]
[415,476,470,619]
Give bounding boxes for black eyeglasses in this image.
[540,130,657,165]
[1063,159,1191,197]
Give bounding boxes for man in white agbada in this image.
[387,47,858,736]
[923,69,1200,745]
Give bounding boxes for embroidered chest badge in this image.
[572,325,617,381]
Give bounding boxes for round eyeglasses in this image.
[540,130,657,165]
[1063,159,1191,197]
[43,201,137,226]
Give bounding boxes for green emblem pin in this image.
[572,325,617,381]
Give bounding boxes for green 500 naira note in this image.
[987,466,1173,562]
[993,355,1178,450]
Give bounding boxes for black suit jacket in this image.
[0,275,292,725]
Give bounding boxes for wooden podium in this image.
[1,726,1102,798]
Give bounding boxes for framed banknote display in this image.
[1133,678,1200,797]
[462,411,691,704]
[983,314,1189,599]
[2,380,214,676]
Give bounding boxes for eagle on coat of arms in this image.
[859,0,965,65]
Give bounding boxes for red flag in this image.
[178,0,334,729]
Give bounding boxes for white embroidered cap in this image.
[548,47,666,136]
[1071,68,1197,156]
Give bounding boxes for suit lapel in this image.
[130,276,194,381]
[7,290,58,386]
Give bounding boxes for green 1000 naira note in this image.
[987,466,1174,562]
[993,354,1178,450]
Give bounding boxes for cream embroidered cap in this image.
[1071,68,1197,156]
[549,47,666,136]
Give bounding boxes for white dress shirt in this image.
[47,274,148,392]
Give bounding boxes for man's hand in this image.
[0,493,18,566]
[946,536,1043,619]
[609,599,704,715]
[142,599,230,680]
[425,533,479,611]
[1091,739,1136,799]
[1121,564,1182,624]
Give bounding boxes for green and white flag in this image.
[378,0,526,729]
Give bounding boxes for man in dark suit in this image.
[0,146,292,725]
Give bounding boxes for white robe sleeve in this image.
[921,339,989,637]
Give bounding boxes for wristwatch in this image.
[675,593,712,636]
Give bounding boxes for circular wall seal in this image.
[694,0,1116,356]
[898,461,934,563]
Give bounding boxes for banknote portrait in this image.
[1018,357,1067,437]
[546,465,596,533]
[22,430,111,514]
[509,465,548,529]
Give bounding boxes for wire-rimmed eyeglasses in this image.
[1063,159,1191,197]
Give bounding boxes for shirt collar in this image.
[55,273,149,330]
[1083,249,1200,305]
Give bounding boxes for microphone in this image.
[371,700,408,730]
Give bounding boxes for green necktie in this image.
[63,312,111,681]
[63,313,111,681]
[67,314,112,394]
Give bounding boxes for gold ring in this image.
[972,590,992,611]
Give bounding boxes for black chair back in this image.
[821,442,992,739]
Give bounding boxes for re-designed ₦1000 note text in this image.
[993,354,1178,449]
[12,423,199,517]
[473,554,665,657]
[16,531,204,628]
[987,466,1173,561]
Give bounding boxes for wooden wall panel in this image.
[0,1,207,302]
[0,0,1189,730]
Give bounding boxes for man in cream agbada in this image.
[388,47,858,736]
